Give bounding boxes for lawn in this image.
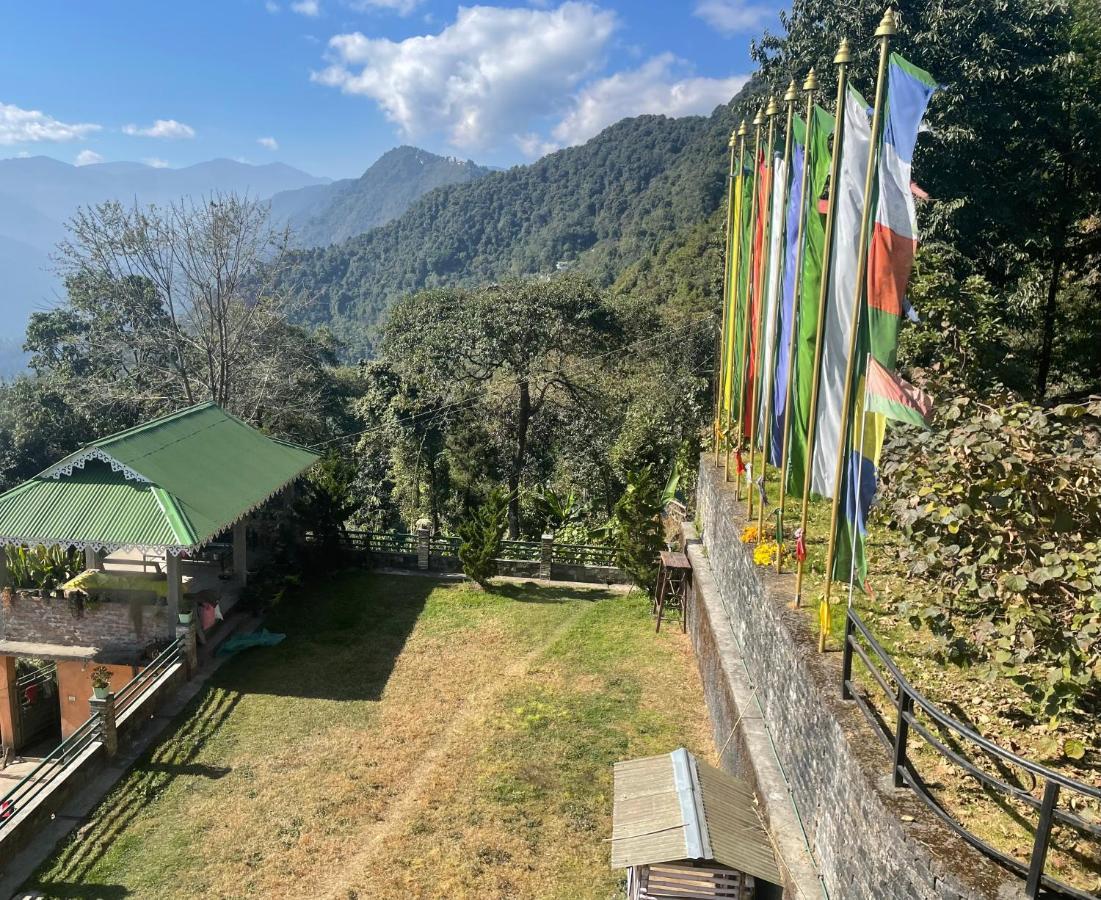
[27,573,715,899]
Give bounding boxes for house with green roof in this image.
[0,402,318,751]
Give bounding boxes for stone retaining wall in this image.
[694,456,1016,899]
[0,593,172,660]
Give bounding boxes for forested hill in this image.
[278,95,749,357]
[270,146,492,248]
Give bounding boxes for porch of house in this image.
[0,402,319,759]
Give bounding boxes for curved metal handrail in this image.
[842,608,1101,900]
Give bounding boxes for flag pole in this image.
[746,96,780,523]
[793,39,852,607]
[819,8,897,653]
[715,127,739,465]
[775,70,818,574]
[734,110,764,502]
[756,82,798,541]
[724,123,749,481]
[847,352,872,610]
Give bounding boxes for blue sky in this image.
[0,1,781,179]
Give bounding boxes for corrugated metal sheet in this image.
[0,402,318,552]
[611,749,782,887]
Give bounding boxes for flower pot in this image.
[92,685,109,700]
[178,612,193,625]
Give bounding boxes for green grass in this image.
[28,573,714,900]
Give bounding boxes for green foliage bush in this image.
[5,545,82,591]
[458,488,509,589]
[612,467,665,593]
[880,396,1101,722]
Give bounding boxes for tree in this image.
[612,466,665,593]
[295,455,359,562]
[381,276,614,537]
[26,195,343,439]
[457,488,509,589]
[753,0,1101,399]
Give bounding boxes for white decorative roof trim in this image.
[42,448,148,483]
[0,534,188,556]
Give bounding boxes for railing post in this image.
[1025,780,1060,899]
[89,692,118,758]
[892,683,912,788]
[416,526,431,570]
[841,612,855,700]
[177,622,197,679]
[540,533,554,579]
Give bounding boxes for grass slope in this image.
[28,574,714,899]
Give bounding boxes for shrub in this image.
[880,395,1101,722]
[458,488,509,588]
[612,466,665,593]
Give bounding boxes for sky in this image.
[0,1,782,179]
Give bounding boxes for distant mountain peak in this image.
[270,145,493,249]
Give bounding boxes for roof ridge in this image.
[92,401,218,449]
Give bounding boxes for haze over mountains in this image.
[271,146,492,248]
[0,147,493,375]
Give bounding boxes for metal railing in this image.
[552,543,617,567]
[343,531,418,555]
[496,539,542,562]
[16,662,57,708]
[115,637,182,719]
[429,536,460,556]
[0,713,101,832]
[842,608,1101,900]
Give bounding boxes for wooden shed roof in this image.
[611,748,782,886]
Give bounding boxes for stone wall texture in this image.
[0,594,171,661]
[695,456,1017,900]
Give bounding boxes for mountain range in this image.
[0,147,494,375]
[278,89,750,358]
[271,146,492,248]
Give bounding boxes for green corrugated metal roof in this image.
[0,402,319,552]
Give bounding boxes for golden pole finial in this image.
[728,128,738,149]
[834,38,852,65]
[737,119,749,138]
[752,106,766,127]
[783,79,799,104]
[765,95,780,118]
[803,67,818,93]
[876,7,898,37]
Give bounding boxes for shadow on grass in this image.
[22,883,131,898]
[221,570,433,701]
[491,582,612,604]
[26,686,243,893]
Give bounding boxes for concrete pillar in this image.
[416,526,431,570]
[84,547,104,571]
[166,551,182,624]
[176,622,198,679]
[0,546,10,591]
[0,655,22,753]
[233,520,248,587]
[540,533,554,579]
[88,693,118,757]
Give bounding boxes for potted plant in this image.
[177,599,193,625]
[90,665,112,700]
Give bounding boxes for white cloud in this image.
[75,149,104,166]
[143,157,170,168]
[693,0,775,36]
[122,119,196,139]
[291,0,320,15]
[258,136,280,150]
[313,2,617,150]
[549,54,747,149]
[0,101,100,145]
[345,0,422,13]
